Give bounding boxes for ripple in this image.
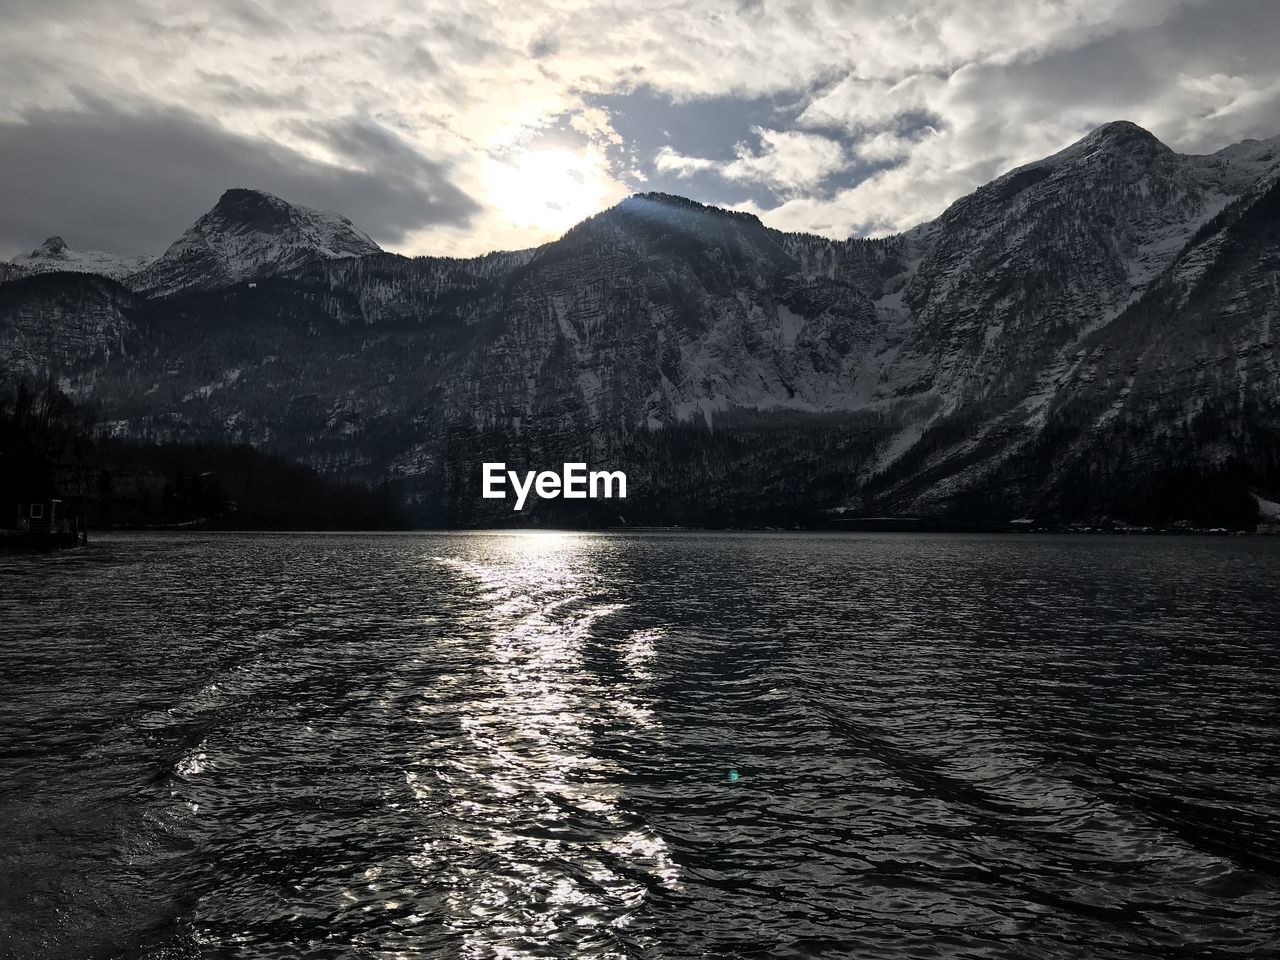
[1,531,1278,958]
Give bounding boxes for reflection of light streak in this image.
[410,535,678,957]
[623,627,661,680]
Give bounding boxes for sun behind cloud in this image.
[483,146,622,239]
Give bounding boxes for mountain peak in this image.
[1087,119,1151,137]
[1077,120,1170,155]
[34,236,69,256]
[613,192,765,229]
[208,188,297,229]
[128,188,382,297]
[218,186,284,203]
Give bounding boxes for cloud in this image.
[854,129,935,164]
[655,127,849,196]
[0,0,1278,254]
[742,0,1280,239]
[0,98,477,257]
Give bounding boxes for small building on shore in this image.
[7,495,89,548]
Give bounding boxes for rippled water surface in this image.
[2,531,1279,959]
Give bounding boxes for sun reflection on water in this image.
[411,532,678,956]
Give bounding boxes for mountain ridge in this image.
[7,121,1277,284]
[3,121,1279,526]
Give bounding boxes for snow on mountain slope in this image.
[862,146,1280,518]
[889,122,1252,404]
[10,236,151,281]
[127,188,382,297]
[857,121,1280,508]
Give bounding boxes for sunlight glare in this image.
[484,147,616,236]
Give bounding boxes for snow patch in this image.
[776,304,805,348]
[1256,495,1280,521]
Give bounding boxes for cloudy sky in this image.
[2,0,1278,259]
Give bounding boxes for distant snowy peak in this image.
[1190,134,1280,196]
[10,235,151,281]
[1208,133,1280,167]
[127,188,382,297]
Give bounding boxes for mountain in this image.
[126,188,383,298]
[855,121,1280,514]
[2,123,1278,527]
[8,236,151,281]
[441,194,906,429]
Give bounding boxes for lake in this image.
[2,531,1278,958]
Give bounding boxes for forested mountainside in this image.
[3,121,1278,528]
[0,379,407,531]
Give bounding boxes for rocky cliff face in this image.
[3,124,1278,525]
[0,272,141,372]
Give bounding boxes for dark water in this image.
[2,532,1279,959]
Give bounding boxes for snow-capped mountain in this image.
[8,236,151,281]
[126,188,382,297]
[3,122,1278,526]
